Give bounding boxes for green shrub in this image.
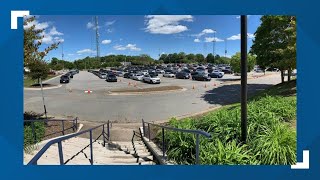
[163,95,296,165]
[24,121,45,148]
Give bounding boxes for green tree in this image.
[24,16,59,67]
[230,52,256,73]
[28,60,49,84]
[251,15,296,82]
[206,53,215,63]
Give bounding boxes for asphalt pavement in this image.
[24,71,281,122]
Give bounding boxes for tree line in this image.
[24,15,296,84]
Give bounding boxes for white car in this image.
[213,70,224,76]
[142,75,161,84]
[156,69,165,74]
[133,73,144,81]
[163,72,175,78]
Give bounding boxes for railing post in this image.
[72,119,75,132]
[102,124,106,147]
[62,120,65,135]
[90,130,93,165]
[142,119,145,137]
[58,142,64,165]
[75,117,78,131]
[195,134,200,165]
[148,123,151,141]
[107,120,110,141]
[162,128,165,158]
[31,121,36,144]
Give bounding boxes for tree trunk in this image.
[280,70,284,83]
[288,69,291,81]
[37,78,40,84]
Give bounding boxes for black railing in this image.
[24,117,78,144]
[142,119,211,165]
[27,120,111,165]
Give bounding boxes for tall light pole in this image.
[224,38,227,58]
[240,15,248,143]
[213,30,216,63]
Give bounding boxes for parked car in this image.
[192,72,211,81]
[209,71,224,78]
[99,73,107,79]
[156,69,165,74]
[142,74,161,84]
[175,71,190,79]
[65,72,73,78]
[123,73,130,78]
[212,70,224,76]
[106,74,117,82]
[116,71,124,77]
[60,75,70,83]
[133,73,144,81]
[163,72,175,78]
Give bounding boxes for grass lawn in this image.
[161,80,297,165]
[24,74,58,87]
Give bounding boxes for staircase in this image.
[24,137,155,165]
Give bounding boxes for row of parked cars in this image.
[60,69,79,83]
[88,69,118,82]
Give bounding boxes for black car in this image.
[65,72,73,78]
[60,75,70,83]
[175,72,190,79]
[106,74,117,82]
[192,72,211,81]
[123,73,130,78]
[209,72,223,78]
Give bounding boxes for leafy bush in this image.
[24,121,45,148]
[162,95,296,165]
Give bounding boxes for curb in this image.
[43,75,61,83]
[24,84,62,91]
[107,88,187,96]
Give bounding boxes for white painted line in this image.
[291,150,309,169]
[11,11,29,29]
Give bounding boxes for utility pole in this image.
[213,30,216,64]
[95,16,100,60]
[225,39,227,58]
[240,15,248,143]
[61,42,64,70]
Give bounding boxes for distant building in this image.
[121,62,131,66]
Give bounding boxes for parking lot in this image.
[24,71,281,122]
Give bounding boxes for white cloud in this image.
[236,15,251,19]
[87,22,94,29]
[145,15,193,34]
[77,49,96,54]
[113,45,126,50]
[53,37,64,43]
[227,33,255,40]
[205,37,224,42]
[102,39,112,44]
[68,54,75,56]
[24,20,49,30]
[194,38,200,43]
[113,44,141,51]
[49,26,63,36]
[106,20,116,26]
[194,29,216,37]
[126,44,141,51]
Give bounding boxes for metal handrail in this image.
[24,118,78,143]
[27,120,110,165]
[142,119,211,164]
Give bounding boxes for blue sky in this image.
[25,15,262,61]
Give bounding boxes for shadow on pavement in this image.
[201,83,273,105]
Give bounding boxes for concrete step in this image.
[24,137,155,165]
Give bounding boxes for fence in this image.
[27,120,111,165]
[142,119,211,164]
[24,117,78,144]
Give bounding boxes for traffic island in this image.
[108,86,185,95]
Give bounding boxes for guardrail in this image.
[27,120,111,165]
[142,119,211,164]
[24,117,78,144]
